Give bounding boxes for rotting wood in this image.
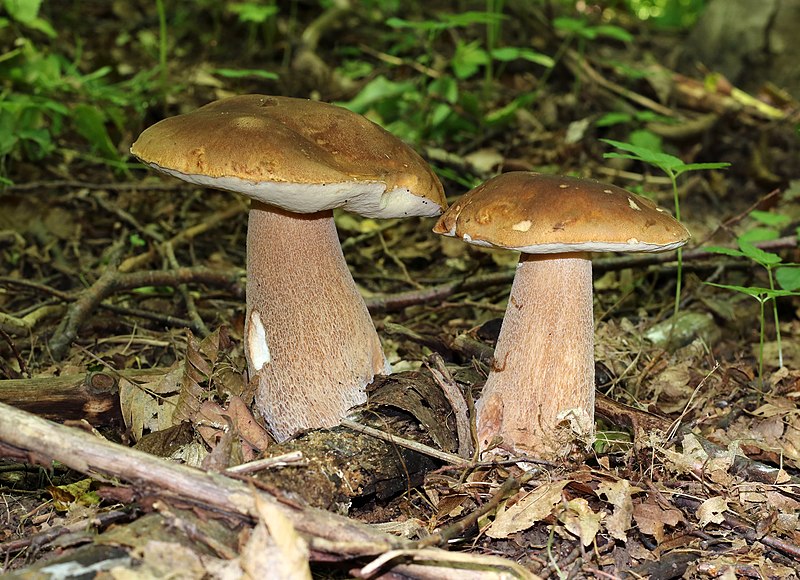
[0,368,165,424]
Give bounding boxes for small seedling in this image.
[706,212,800,385]
[601,138,730,320]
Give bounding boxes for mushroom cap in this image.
[131,95,446,218]
[433,172,690,253]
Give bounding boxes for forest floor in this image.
[2,2,800,578]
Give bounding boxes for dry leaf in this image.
[240,494,311,580]
[486,481,569,539]
[558,497,602,547]
[697,496,728,527]
[119,365,181,441]
[632,498,682,543]
[596,479,639,542]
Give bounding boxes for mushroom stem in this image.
[245,201,387,441]
[476,252,595,457]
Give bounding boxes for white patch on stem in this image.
[248,312,271,371]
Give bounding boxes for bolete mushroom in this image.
[131,95,445,441]
[433,172,689,457]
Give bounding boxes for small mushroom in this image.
[434,172,689,457]
[132,95,445,441]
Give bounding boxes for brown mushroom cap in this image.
[131,95,446,218]
[434,172,690,253]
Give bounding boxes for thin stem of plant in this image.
[670,172,683,321]
[758,296,766,386]
[766,266,784,367]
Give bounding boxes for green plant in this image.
[338,10,552,149]
[227,1,279,55]
[0,1,170,180]
[626,0,707,29]
[705,212,800,385]
[601,138,730,320]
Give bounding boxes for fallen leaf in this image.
[597,479,639,542]
[559,497,602,547]
[632,498,682,543]
[240,494,311,580]
[697,496,728,527]
[486,481,569,539]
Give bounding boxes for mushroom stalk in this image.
[245,201,387,441]
[477,252,595,457]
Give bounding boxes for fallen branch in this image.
[0,368,164,423]
[365,235,799,313]
[0,401,538,578]
[49,267,243,360]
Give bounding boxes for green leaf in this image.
[673,162,730,176]
[451,40,489,80]
[428,76,458,104]
[750,210,791,227]
[336,75,415,114]
[705,282,794,301]
[776,267,800,291]
[738,227,779,244]
[737,240,782,266]
[484,93,535,125]
[595,112,632,127]
[600,138,684,173]
[3,0,41,24]
[429,102,452,127]
[553,17,587,34]
[73,104,117,159]
[214,68,278,80]
[228,3,278,24]
[129,233,147,248]
[628,129,662,153]
[705,246,746,258]
[592,25,634,42]
[490,47,554,68]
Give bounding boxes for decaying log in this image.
[250,370,462,510]
[0,368,166,424]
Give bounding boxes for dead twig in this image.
[4,180,194,192]
[118,200,247,273]
[340,418,471,467]
[672,495,800,562]
[0,401,542,578]
[48,267,243,359]
[414,473,528,550]
[365,235,799,314]
[165,243,211,337]
[0,509,132,556]
[424,354,473,460]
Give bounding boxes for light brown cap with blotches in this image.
[434,172,689,253]
[131,95,446,218]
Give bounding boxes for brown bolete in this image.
[131,95,445,441]
[433,172,689,457]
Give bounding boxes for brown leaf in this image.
[486,481,569,539]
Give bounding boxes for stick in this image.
[48,267,242,360]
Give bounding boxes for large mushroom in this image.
[131,95,445,441]
[434,172,689,458]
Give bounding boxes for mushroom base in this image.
[245,202,388,441]
[476,253,595,458]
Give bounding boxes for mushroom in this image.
[131,95,445,441]
[433,172,689,457]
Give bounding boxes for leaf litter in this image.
[2,2,800,579]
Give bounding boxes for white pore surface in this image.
[446,230,685,254]
[153,165,442,218]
